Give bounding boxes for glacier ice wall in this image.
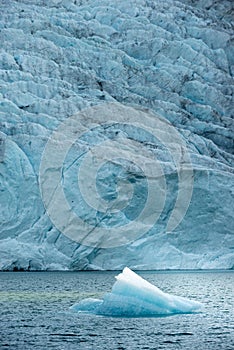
[0,0,233,270]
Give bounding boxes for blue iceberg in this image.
[70,267,203,317]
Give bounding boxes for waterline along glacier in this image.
[70,267,203,317]
[0,0,233,271]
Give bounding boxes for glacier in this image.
[0,0,233,271]
[70,267,203,317]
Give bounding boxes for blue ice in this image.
[70,267,203,317]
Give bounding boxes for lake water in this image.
[0,271,233,349]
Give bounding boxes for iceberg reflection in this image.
[70,267,203,317]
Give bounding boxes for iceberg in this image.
[70,267,203,317]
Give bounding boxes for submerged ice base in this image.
[70,267,203,317]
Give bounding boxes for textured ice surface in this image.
[70,267,203,317]
[0,0,233,270]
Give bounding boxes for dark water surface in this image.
[0,271,233,349]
